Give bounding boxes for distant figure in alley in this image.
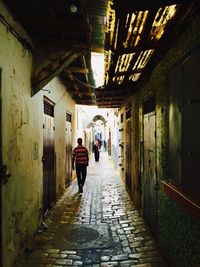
[93,140,101,162]
[72,138,89,193]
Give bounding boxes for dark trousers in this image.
[76,164,87,188]
[94,151,99,161]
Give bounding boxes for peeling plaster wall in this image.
[0,4,75,266]
[0,11,38,267]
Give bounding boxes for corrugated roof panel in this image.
[86,0,109,51]
[150,5,177,40]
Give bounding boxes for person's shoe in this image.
[78,186,83,193]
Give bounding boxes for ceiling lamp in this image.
[70,1,78,13]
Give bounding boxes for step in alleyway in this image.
[15,152,168,267]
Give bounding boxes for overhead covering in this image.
[96,0,200,107]
[2,0,200,107]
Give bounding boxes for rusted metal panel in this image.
[143,112,157,234]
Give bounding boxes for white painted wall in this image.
[0,3,76,266]
[42,79,75,192]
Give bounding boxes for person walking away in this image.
[72,138,89,193]
[93,140,100,162]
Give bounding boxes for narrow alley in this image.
[1,1,200,267]
[15,151,167,267]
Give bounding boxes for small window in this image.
[143,96,156,115]
[121,113,124,123]
[126,108,131,119]
[66,112,72,123]
[44,99,54,117]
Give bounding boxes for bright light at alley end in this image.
[91,52,105,87]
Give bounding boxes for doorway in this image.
[108,130,111,157]
[65,112,72,187]
[43,99,56,216]
[125,106,132,194]
[143,97,157,235]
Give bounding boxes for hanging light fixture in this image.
[70,0,78,13]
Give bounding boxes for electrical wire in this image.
[0,14,33,51]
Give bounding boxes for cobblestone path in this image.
[15,152,168,267]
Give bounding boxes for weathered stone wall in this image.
[0,3,75,266]
[136,12,200,267]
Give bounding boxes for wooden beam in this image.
[96,95,126,101]
[140,9,158,42]
[17,15,92,32]
[34,39,90,51]
[91,45,105,54]
[32,50,81,95]
[80,54,89,83]
[79,92,95,96]
[47,0,65,42]
[65,66,89,74]
[96,100,124,105]
[112,68,142,78]
[66,80,90,88]
[75,100,96,105]
[114,0,187,11]
[96,88,131,96]
[97,104,121,108]
[80,0,92,45]
[119,41,157,55]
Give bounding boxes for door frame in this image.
[43,98,56,216]
[65,111,72,187]
[125,117,132,194]
[141,96,158,235]
[0,68,2,267]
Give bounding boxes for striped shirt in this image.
[72,145,89,165]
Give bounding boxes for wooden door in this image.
[43,101,56,216]
[125,118,132,193]
[108,130,111,156]
[65,112,72,187]
[143,112,157,234]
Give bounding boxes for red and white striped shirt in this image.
[72,145,89,165]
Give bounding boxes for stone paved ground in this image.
[15,152,168,267]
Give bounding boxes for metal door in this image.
[43,104,56,216]
[65,113,72,187]
[143,112,157,234]
[125,118,132,193]
[182,52,200,196]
